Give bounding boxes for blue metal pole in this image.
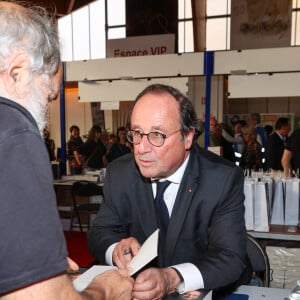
[59,62,67,175]
[204,51,214,149]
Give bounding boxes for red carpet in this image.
[64,231,95,267]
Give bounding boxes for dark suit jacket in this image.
[88,144,251,291]
[265,132,286,170]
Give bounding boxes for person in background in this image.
[264,124,273,138]
[76,125,107,170]
[240,125,262,172]
[265,117,290,171]
[230,114,240,125]
[0,2,133,299]
[281,127,300,178]
[248,113,266,147]
[219,122,238,163]
[197,116,221,148]
[233,120,247,154]
[107,126,131,163]
[67,125,84,175]
[248,113,266,168]
[88,84,251,300]
[222,120,247,164]
[43,127,56,161]
[99,129,110,150]
[107,133,118,146]
[197,117,235,163]
[105,133,117,158]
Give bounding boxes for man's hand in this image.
[113,237,141,269]
[132,267,181,300]
[84,268,134,300]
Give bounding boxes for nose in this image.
[137,134,152,153]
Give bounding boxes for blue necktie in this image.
[155,180,171,234]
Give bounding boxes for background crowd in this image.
[61,111,300,178]
[196,112,299,177]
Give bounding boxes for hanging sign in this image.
[106,34,175,58]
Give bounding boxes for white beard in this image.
[25,79,49,136]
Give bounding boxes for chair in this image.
[246,234,270,287]
[70,180,103,232]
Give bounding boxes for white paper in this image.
[73,229,159,291]
[73,265,117,292]
[128,228,159,276]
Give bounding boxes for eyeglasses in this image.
[127,129,181,147]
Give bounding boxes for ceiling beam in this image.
[67,0,76,14]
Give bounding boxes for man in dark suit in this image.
[265,117,291,171]
[88,84,251,299]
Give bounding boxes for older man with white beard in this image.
[0,2,133,300]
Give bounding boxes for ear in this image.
[3,51,31,99]
[184,128,195,150]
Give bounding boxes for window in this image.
[107,0,126,40]
[58,0,300,61]
[178,0,193,53]
[90,0,106,59]
[206,0,231,50]
[72,6,90,60]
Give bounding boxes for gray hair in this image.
[241,125,257,139]
[0,2,61,78]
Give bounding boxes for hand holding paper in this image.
[73,229,159,291]
[128,228,159,275]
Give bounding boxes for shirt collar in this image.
[152,154,190,185]
[276,131,286,141]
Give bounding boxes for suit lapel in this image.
[164,149,201,265]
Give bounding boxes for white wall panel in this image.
[229,73,300,98]
[179,52,203,76]
[215,47,300,74]
[78,78,188,102]
[66,53,204,81]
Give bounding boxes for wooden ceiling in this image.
[25,0,95,18]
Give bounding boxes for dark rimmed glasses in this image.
[127,129,181,147]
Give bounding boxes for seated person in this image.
[88,84,252,300]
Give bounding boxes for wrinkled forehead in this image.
[133,92,179,115]
[131,92,181,128]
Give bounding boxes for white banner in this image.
[106,34,175,58]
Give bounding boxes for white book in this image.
[73,229,159,292]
